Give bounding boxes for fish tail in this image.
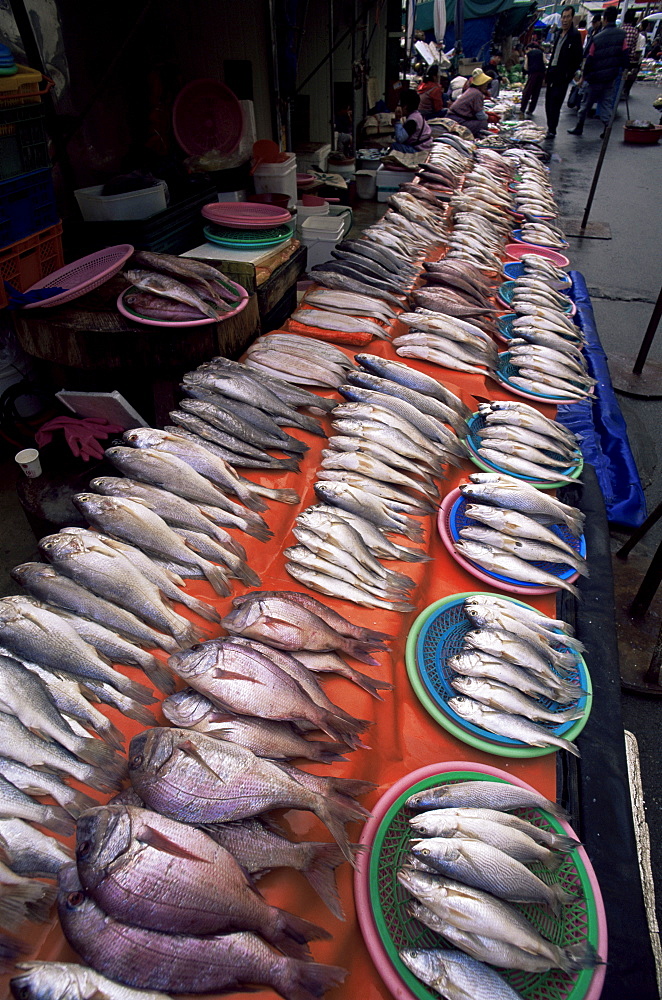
[245,483,301,505]
[301,843,348,919]
[77,734,127,774]
[115,675,159,707]
[237,489,269,513]
[0,933,29,972]
[325,776,376,805]
[138,656,178,695]
[5,880,56,928]
[174,617,212,649]
[97,717,126,753]
[176,591,223,624]
[305,741,349,764]
[542,849,566,872]
[321,709,372,750]
[278,959,347,1000]
[234,562,262,588]
[557,577,581,600]
[243,520,275,542]
[349,670,393,700]
[556,734,581,757]
[275,908,332,951]
[550,881,579,913]
[384,568,416,590]
[60,786,99,819]
[42,806,76,837]
[314,794,367,866]
[561,941,600,972]
[151,631,180,653]
[200,560,233,597]
[81,765,126,793]
[556,706,586,723]
[548,832,582,853]
[393,544,432,563]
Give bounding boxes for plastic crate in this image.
[0,65,42,107]
[0,104,49,180]
[0,167,59,249]
[0,223,64,309]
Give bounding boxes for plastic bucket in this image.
[356,169,376,200]
[253,152,297,208]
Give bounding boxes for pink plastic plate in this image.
[201,202,291,228]
[437,488,580,595]
[354,761,607,1000]
[21,245,135,309]
[173,79,243,156]
[504,243,571,268]
[116,280,248,328]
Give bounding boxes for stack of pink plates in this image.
[201,202,291,230]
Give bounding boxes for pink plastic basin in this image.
[504,243,570,268]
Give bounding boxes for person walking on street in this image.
[521,35,546,115]
[584,12,602,55]
[568,7,630,137]
[544,5,583,138]
[622,10,642,99]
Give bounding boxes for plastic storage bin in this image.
[0,104,49,180]
[296,142,331,174]
[301,214,345,269]
[0,167,58,249]
[0,223,63,309]
[0,65,42,108]
[356,170,377,200]
[75,180,168,222]
[376,164,418,201]
[253,152,297,208]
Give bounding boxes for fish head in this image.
[462,605,490,626]
[129,728,177,783]
[449,676,479,697]
[75,805,132,887]
[38,532,85,561]
[9,962,75,1000]
[70,492,109,519]
[399,948,446,984]
[57,860,93,913]
[448,695,483,724]
[123,427,165,449]
[219,602,262,633]
[168,642,222,681]
[313,482,343,504]
[10,562,59,587]
[89,476,126,494]
[162,687,212,727]
[409,837,453,865]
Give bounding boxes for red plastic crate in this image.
[623,124,662,144]
[0,222,64,309]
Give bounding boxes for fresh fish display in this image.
[0,862,56,932]
[291,307,390,340]
[0,596,155,705]
[0,756,96,819]
[39,531,207,646]
[128,727,368,863]
[162,687,345,763]
[300,504,430,563]
[454,539,580,597]
[0,817,72,877]
[464,504,581,562]
[459,525,588,576]
[11,962,172,1000]
[58,863,347,997]
[291,649,392,699]
[313,481,424,542]
[170,408,301,470]
[167,638,369,748]
[303,287,398,322]
[399,948,523,1000]
[179,394,309,454]
[124,270,221,320]
[407,779,567,818]
[232,589,391,643]
[205,817,347,918]
[10,562,179,654]
[459,473,585,536]
[519,221,567,248]
[452,675,582,725]
[131,251,241,303]
[450,697,580,755]
[0,772,73,836]
[76,804,329,953]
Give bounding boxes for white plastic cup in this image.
[15,448,42,478]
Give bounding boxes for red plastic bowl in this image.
[248,193,291,209]
[173,79,243,157]
[504,243,570,268]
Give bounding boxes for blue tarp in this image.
[443,16,497,58]
[556,270,646,528]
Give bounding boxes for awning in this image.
[415,0,528,29]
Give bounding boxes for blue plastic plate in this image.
[496,352,590,404]
[413,593,590,747]
[448,491,586,585]
[511,228,570,249]
[465,411,583,488]
[498,280,573,314]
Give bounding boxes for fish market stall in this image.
[0,135,656,1000]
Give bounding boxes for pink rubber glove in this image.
[36,417,124,462]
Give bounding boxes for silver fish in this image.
[406,779,566,818]
[464,504,581,561]
[450,697,580,756]
[459,525,587,576]
[448,651,581,704]
[285,561,416,613]
[300,504,429,562]
[0,756,95,819]
[0,818,72,877]
[399,948,523,1000]
[452,676,582,725]
[10,962,172,1000]
[125,269,219,319]
[454,540,580,597]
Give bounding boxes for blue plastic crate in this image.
[0,167,58,249]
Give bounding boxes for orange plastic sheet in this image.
[10,289,566,1000]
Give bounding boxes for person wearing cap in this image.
[544,4,584,138]
[391,89,434,152]
[446,71,492,136]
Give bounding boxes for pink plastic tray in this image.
[437,488,580,596]
[116,280,248,328]
[21,245,135,309]
[201,202,291,228]
[504,244,570,268]
[354,761,607,1000]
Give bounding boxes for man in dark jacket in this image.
[544,5,584,138]
[568,6,630,137]
[520,36,546,115]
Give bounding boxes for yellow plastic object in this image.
[0,65,42,107]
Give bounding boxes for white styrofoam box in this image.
[356,170,377,200]
[327,205,353,238]
[301,215,345,239]
[253,152,297,208]
[296,142,331,173]
[375,164,418,188]
[75,180,168,221]
[302,235,339,269]
[216,190,246,202]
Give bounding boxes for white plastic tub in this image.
[74,180,168,221]
[356,170,377,200]
[301,215,345,269]
[253,152,297,208]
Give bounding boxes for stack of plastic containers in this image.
[0,63,61,309]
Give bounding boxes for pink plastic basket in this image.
[116,279,248,328]
[21,244,135,309]
[173,79,243,157]
[201,201,291,228]
[354,761,607,1000]
[504,244,570,268]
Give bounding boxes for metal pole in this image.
[352,0,358,156]
[579,72,625,231]
[632,284,662,375]
[268,0,283,145]
[329,0,335,149]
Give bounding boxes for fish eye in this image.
[14,987,29,1000]
[129,753,143,769]
[190,643,204,651]
[421,849,430,856]
[67,891,85,907]
[76,839,91,859]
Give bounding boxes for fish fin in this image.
[562,941,601,972]
[77,735,126,774]
[301,843,348,919]
[136,655,177,695]
[550,882,578,914]
[177,739,226,783]
[42,807,76,837]
[284,961,347,1000]
[197,559,232,597]
[211,666,266,685]
[137,824,216,862]
[273,909,332,957]
[542,850,566,872]
[549,833,582,853]
[234,563,262,588]
[314,793,371,866]
[303,740,348,764]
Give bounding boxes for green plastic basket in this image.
[369,770,601,1000]
[404,593,593,758]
